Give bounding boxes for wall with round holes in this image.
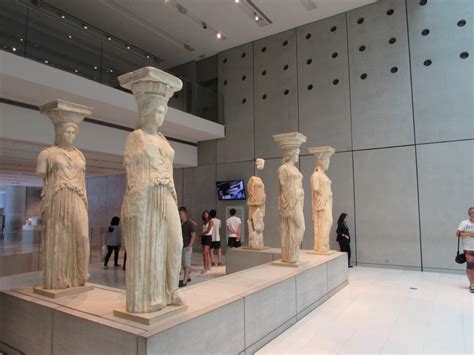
[253,29,299,159]
[296,13,352,152]
[188,0,473,271]
[407,0,473,144]
[216,42,255,164]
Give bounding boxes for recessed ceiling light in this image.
[255,15,259,21]
[107,36,112,41]
[216,32,222,39]
[146,55,150,59]
[19,38,24,42]
[235,0,240,3]
[12,47,17,52]
[83,25,88,30]
[44,60,49,64]
[67,34,72,39]
[74,69,78,73]
[94,66,98,70]
[109,69,113,73]
[60,14,66,19]
[126,45,131,50]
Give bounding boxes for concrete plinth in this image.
[271,259,309,268]
[113,305,188,325]
[1,252,348,355]
[33,284,94,298]
[307,250,338,255]
[226,247,281,274]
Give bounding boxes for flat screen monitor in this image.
[216,180,246,201]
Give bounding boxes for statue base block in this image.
[271,259,308,268]
[113,304,188,325]
[33,283,94,298]
[242,246,271,251]
[307,250,338,255]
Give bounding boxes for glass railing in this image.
[0,0,219,122]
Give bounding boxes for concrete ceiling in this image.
[45,0,377,69]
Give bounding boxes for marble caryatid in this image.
[247,158,266,249]
[36,99,92,289]
[273,132,307,264]
[119,67,184,313]
[309,146,336,254]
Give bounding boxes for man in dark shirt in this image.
[179,207,196,287]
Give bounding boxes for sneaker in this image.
[179,280,187,288]
[114,264,121,268]
[212,262,217,266]
[103,266,108,270]
[187,278,191,282]
[200,269,208,275]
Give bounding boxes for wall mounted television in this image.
[216,180,246,201]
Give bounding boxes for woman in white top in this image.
[200,210,214,273]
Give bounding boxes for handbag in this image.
[455,236,466,264]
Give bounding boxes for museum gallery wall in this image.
[192,0,474,272]
[86,0,473,272]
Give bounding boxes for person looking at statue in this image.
[336,213,353,268]
[104,216,122,270]
[226,208,242,248]
[179,207,195,287]
[209,209,223,266]
[456,207,474,293]
[200,210,213,274]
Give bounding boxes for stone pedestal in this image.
[1,253,348,355]
[33,284,94,298]
[271,259,309,268]
[307,250,338,256]
[226,247,281,274]
[113,305,188,325]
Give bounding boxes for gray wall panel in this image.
[417,140,474,271]
[354,146,421,267]
[105,174,125,223]
[86,176,107,229]
[254,30,299,159]
[348,0,414,149]
[182,164,217,247]
[217,44,255,163]
[297,14,352,152]
[407,0,474,143]
[216,161,254,248]
[300,152,355,261]
[198,140,217,166]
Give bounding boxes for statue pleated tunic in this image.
[278,163,305,263]
[39,146,90,289]
[122,130,182,313]
[312,170,333,252]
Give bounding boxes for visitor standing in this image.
[456,207,474,293]
[336,213,352,268]
[226,208,242,248]
[210,210,223,266]
[200,210,213,274]
[104,216,121,270]
[179,207,196,287]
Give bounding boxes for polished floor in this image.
[258,266,473,355]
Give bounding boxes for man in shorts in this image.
[179,207,196,287]
[226,208,242,248]
[456,207,474,293]
[210,210,223,266]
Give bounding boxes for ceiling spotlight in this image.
[235,0,240,3]
[93,66,98,70]
[60,14,65,19]
[74,69,78,73]
[146,55,150,59]
[12,47,17,52]
[109,69,113,73]
[107,36,112,41]
[83,25,88,30]
[44,60,49,64]
[216,32,222,39]
[255,15,259,21]
[126,45,131,50]
[19,38,24,42]
[67,34,72,39]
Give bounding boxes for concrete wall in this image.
[180,0,474,271]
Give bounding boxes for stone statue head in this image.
[308,146,335,172]
[135,94,169,130]
[256,158,265,170]
[273,132,307,165]
[283,147,300,164]
[39,99,92,147]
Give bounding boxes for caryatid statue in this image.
[247,158,266,249]
[36,100,92,290]
[118,67,184,313]
[273,132,307,264]
[309,146,336,254]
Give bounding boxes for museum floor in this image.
[258,266,473,354]
[1,258,472,354]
